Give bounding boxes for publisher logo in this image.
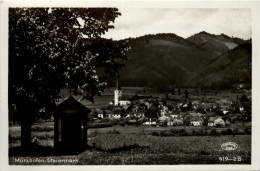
[221,142,238,151]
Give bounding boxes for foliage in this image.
[145,108,159,118]
[87,122,115,128]
[185,90,188,98]
[9,8,128,122]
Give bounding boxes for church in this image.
[113,80,131,106]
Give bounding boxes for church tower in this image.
[114,79,122,106]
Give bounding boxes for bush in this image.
[210,128,217,136]
[160,131,172,137]
[226,128,233,135]
[31,126,54,132]
[179,129,188,136]
[9,132,21,140]
[151,131,160,136]
[233,127,239,135]
[33,132,54,139]
[88,122,114,128]
[238,128,245,135]
[200,150,210,155]
[107,128,120,134]
[196,129,204,136]
[245,127,251,134]
[89,130,100,138]
[169,129,179,135]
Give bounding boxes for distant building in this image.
[208,117,225,127]
[98,113,103,119]
[114,79,131,106]
[223,111,230,115]
[109,113,121,119]
[214,117,225,127]
[127,119,137,124]
[168,118,183,126]
[200,103,213,111]
[190,117,203,126]
[208,117,217,127]
[170,114,179,119]
[158,115,169,122]
[143,118,157,126]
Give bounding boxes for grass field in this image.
[9,133,251,165]
[9,124,251,165]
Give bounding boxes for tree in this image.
[9,8,129,148]
[185,90,189,99]
[93,111,99,119]
[170,86,175,95]
[120,109,126,117]
[178,88,181,95]
[103,110,106,118]
[146,108,159,118]
[183,115,191,126]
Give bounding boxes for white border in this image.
[1,1,260,171]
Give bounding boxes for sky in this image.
[102,8,251,40]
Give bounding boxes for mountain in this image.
[187,31,245,56]
[185,43,252,89]
[106,32,250,89]
[116,33,214,86]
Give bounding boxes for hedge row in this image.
[151,127,251,137]
[87,122,115,129]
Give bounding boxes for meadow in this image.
[9,124,251,165]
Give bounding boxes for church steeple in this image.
[116,78,119,90]
[114,77,121,106]
[115,75,121,90]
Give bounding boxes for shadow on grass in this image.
[90,143,149,153]
[9,144,86,157]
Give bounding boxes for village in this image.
[88,81,252,129]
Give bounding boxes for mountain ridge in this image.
[106,31,251,89]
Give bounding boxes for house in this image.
[214,117,225,127]
[208,117,217,127]
[111,113,121,119]
[225,120,231,126]
[127,119,137,125]
[190,117,203,126]
[192,101,200,109]
[223,111,230,115]
[98,113,104,119]
[176,103,183,109]
[134,108,146,118]
[134,113,145,118]
[158,115,169,122]
[167,121,174,126]
[144,102,151,109]
[239,107,244,112]
[170,114,179,119]
[118,100,131,106]
[108,113,121,119]
[143,118,157,126]
[200,103,213,111]
[172,118,183,126]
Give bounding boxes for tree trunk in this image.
[21,112,32,149]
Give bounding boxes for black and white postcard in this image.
[1,0,260,171]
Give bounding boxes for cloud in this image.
[103,8,251,40]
